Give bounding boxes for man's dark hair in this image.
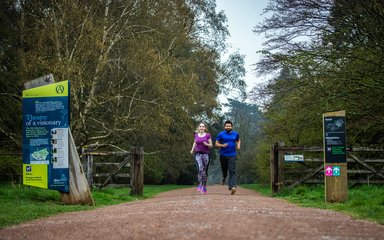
[224,120,233,126]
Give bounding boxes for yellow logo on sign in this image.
[23,164,48,189]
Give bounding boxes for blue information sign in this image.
[22,80,70,192]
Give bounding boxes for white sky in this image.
[216,0,271,93]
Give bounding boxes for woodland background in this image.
[1,0,384,185]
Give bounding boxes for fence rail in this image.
[270,142,384,193]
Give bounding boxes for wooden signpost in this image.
[60,130,94,205]
[323,110,348,202]
[23,74,94,205]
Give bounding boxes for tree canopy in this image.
[252,0,384,147]
[249,0,384,183]
[0,0,246,184]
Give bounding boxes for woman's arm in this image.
[191,141,196,154]
[204,138,213,148]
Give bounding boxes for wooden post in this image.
[323,110,348,202]
[270,141,285,193]
[270,142,278,193]
[324,162,348,202]
[130,147,144,196]
[86,153,93,188]
[60,130,94,205]
[277,141,285,192]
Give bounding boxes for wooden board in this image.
[323,110,348,202]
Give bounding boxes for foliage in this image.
[252,141,271,184]
[250,0,384,180]
[0,154,21,183]
[0,0,22,148]
[218,52,247,100]
[253,0,384,145]
[144,155,167,184]
[0,0,247,184]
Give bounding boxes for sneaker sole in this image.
[221,178,225,185]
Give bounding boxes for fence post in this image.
[86,153,93,188]
[277,141,285,191]
[270,142,279,193]
[130,147,144,196]
[271,141,285,193]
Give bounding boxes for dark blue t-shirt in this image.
[216,130,240,157]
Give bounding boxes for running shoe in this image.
[230,187,237,195]
[197,185,202,192]
[221,177,226,185]
[202,187,207,194]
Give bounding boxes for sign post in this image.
[22,80,70,192]
[23,76,94,205]
[323,110,348,202]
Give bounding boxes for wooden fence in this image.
[0,146,144,196]
[270,142,384,193]
[82,147,144,195]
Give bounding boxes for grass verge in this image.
[0,184,188,228]
[241,183,384,225]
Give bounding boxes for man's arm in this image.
[236,139,241,150]
[215,140,228,148]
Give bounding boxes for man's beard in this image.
[225,129,231,133]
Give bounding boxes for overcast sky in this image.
[216,0,270,92]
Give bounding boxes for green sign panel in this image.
[323,116,346,163]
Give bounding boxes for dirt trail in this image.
[1,185,383,240]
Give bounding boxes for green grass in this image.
[0,184,189,228]
[241,183,384,225]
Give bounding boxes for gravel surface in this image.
[1,185,383,240]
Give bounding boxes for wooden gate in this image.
[82,147,144,195]
[270,142,384,193]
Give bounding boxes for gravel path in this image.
[1,185,383,240]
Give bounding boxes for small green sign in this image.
[332,166,340,176]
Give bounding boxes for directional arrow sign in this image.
[325,166,333,176]
[333,166,340,176]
